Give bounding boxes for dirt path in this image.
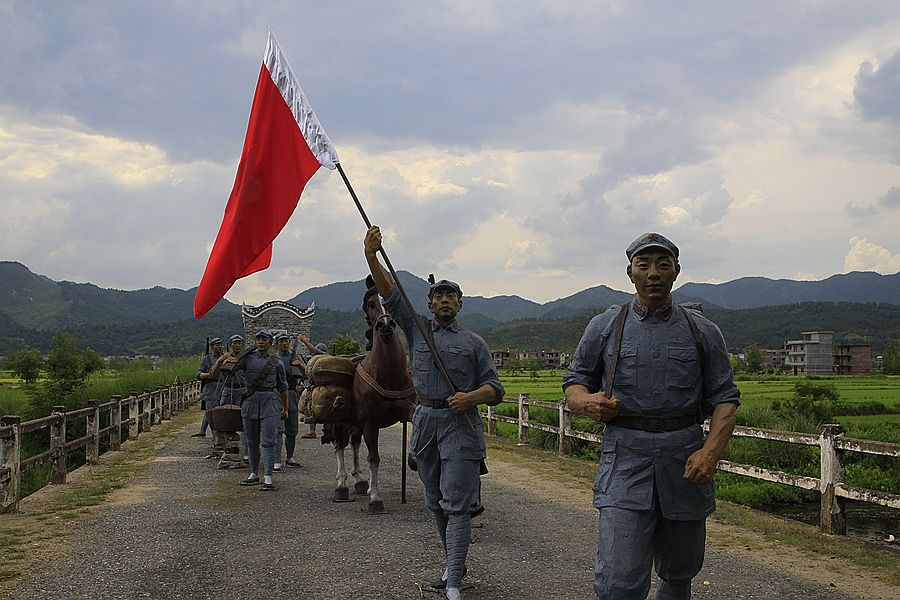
[3,416,895,599]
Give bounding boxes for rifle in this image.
[205,336,210,356]
[219,344,256,377]
[290,336,306,381]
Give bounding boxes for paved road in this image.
[11,421,865,599]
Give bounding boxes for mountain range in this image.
[1,260,898,355]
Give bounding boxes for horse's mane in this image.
[363,274,378,351]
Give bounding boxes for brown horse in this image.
[328,285,416,513]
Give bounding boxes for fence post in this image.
[110,395,122,450]
[50,406,67,484]
[129,393,139,440]
[819,424,847,535]
[517,393,529,444]
[559,399,571,457]
[143,389,152,431]
[164,386,173,419]
[486,405,496,436]
[0,416,21,513]
[148,389,158,427]
[86,400,100,464]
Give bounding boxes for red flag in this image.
[194,31,338,319]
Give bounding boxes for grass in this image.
[0,357,198,419]
[492,371,900,509]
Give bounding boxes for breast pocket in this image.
[447,345,472,378]
[413,341,432,373]
[608,345,637,389]
[667,346,699,390]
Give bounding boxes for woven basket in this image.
[210,404,243,432]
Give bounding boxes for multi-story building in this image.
[761,348,789,371]
[834,344,872,375]
[784,331,834,376]
[491,347,567,370]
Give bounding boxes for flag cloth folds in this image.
[193,31,339,319]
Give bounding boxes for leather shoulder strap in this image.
[605,304,630,398]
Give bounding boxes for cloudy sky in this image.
[2,1,900,307]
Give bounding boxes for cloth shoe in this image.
[301,431,317,439]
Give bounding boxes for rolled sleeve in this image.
[698,319,741,415]
[562,309,617,393]
[383,287,422,346]
[196,355,212,381]
[473,336,505,405]
[275,361,289,393]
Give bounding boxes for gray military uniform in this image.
[198,352,221,410]
[274,350,301,463]
[386,288,505,514]
[234,350,288,477]
[564,296,740,599]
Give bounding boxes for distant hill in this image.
[0,261,240,331]
[481,302,900,355]
[2,261,899,356]
[674,271,900,309]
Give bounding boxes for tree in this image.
[883,339,900,374]
[729,355,745,374]
[745,346,763,374]
[523,357,543,380]
[504,358,523,374]
[82,348,106,374]
[29,332,93,417]
[329,334,361,356]
[10,349,43,383]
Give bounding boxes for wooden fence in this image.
[482,393,900,535]
[0,381,201,514]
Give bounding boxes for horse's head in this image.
[363,286,397,344]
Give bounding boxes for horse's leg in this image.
[363,421,384,514]
[351,427,368,495]
[333,427,351,502]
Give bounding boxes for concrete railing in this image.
[0,380,201,513]
[482,393,900,535]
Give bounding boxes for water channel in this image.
[767,501,899,551]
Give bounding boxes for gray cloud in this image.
[854,49,900,122]
[3,2,900,302]
[845,184,900,218]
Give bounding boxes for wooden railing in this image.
[0,381,201,513]
[482,393,900,535]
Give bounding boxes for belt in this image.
[609,415,698,433]
[253,387,275,392]
[416,397,450,409]
[225,384,244,389]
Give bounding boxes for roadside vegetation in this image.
[487,370,900,515]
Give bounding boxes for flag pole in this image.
[335,163,461,395]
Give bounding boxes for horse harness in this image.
[355,361,415,400]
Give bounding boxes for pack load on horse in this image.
[302,277,416,513]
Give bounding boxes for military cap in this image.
[228,334,244,343]
[428,279,463,300]
[210,337,223,345]
[626,232,680,263]
[315,342,328,353]
[274,332,291,341]
[254,330,273,341]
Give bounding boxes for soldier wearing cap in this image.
[193,337,224,439]
[217,335,248,406]
[364,226,505,600]
[273,332,303,468]
[564,233,740,600]
[218,330,289,491]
